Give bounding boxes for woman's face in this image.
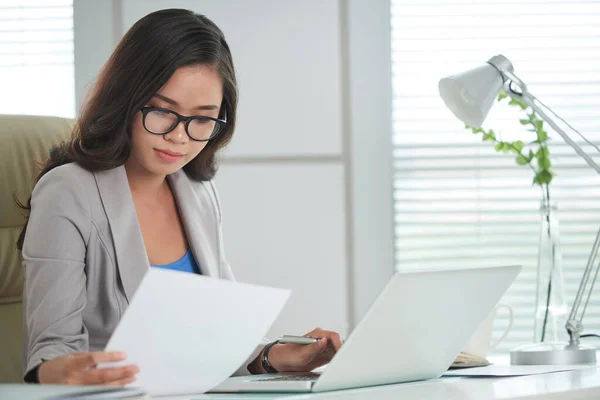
[127,65,223,177]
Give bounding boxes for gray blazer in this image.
[22,163,261,377]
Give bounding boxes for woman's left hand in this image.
[264,328,343,373]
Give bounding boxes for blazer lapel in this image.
[93,166,149,302]
[168,170,220,278]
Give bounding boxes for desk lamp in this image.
[438,54,599,365]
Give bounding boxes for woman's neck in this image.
[124,163,169,202]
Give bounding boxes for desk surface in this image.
[162,366,600,400]
[2,366,600,400]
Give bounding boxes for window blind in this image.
[0,0,74,118]
[391,0,600,353]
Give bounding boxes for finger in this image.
[69,351,128,370]
[323,332,343,351]
[298,337,329,364]
[80,365,139,385]
[305,327,324,337]
[82,366,138,385]
[305,329,343,352]
[105,374,138,387]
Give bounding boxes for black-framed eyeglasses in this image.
[140,106,227,142]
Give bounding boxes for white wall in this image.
[74,0,394,340]
[73,0,120,111]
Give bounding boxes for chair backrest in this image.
[0,114,74,383]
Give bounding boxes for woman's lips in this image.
[154,148,184,163]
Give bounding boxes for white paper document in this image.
[444,364,595,377]
[103,269,290,396]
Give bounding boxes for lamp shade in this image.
[438,63,504,128]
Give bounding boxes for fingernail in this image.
[117,352,127,359]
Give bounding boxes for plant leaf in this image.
[539,170,553,184]
[538,157,551,169]
[535,147,550,159]
[498,91,508,101]
[494,142,503,151]
[485,130,496,141]
[516,155,529,165]
[535,120,543,129]
[514,141,525,151]
[509,98,528,110]
[519,119,530,125]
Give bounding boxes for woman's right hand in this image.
[38,351,139,386]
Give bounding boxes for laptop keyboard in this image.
[256,374,319,382]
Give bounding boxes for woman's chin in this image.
[145,161,186,176]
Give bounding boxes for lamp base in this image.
[510,342,596,365]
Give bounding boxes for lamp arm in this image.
[506,86,600,346]
[492,58,600,173]
[523,95,600,175]
[564,227,600,345]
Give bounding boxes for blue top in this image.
[150,249,200,274]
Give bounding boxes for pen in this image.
[278,335,319,345]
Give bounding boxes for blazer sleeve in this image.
[22,167,91,377]
[206,181,269,376]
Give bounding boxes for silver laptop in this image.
[210,265,521,393]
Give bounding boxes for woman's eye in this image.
[151,109,170,116]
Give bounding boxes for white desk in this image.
[2,366,599,400]
[159,366,600,400]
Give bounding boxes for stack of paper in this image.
[444,364,595,377]
[450,352,491,369]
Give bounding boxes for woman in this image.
[18,9,341,386]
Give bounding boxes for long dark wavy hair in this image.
[16,9,238,250]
